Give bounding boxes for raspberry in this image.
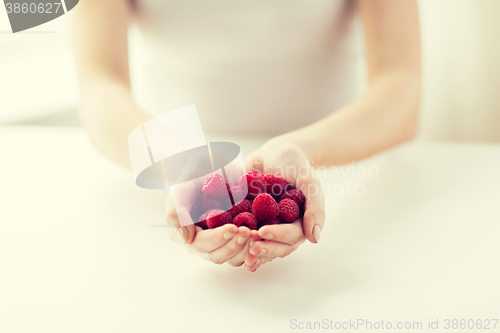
[233,212,258,230]
[201,195,221,212]
[206,210,233,229]
[197,211,211,230]
[237,172,264,200]
[263,174,289,197]
[227,199,252,218]
[228,185,246,204]
[225,182,235,197]
[279,189,306,212]
[278,199,300,223]
[251,193,279,222]
[258,217,281,229]
[202,174,227,199]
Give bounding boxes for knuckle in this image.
[221,243,239,257]
[279,248,295,258]
[279,144,302,157]
[209,255,225,265]
[220,249,235,259]
[228,261,244,267]
[193,245,208,254]
[185,246,197,254]
[213,259,225,265]
[167,229,179,243]
[317,207,326,219]
[165,211,178,224]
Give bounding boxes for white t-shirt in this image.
[129,0,366,135]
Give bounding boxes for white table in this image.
[1,126,499,333]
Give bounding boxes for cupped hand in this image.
[164,152,256,266]
[165,192,257,266]
[243,140,325,271]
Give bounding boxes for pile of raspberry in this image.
[193,172,306,230]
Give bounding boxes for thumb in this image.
[244,150,263,173]
[165,194,196,244]
[296,175,325,244]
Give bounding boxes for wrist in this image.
[277,128,318,163]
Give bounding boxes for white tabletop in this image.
[1,126,499,333]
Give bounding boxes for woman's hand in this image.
[243,138,325,271]
[165,192,258,266]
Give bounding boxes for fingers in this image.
[244,150,263,173]
[257,220,305,245]
[189,223,238,253]
[249,240,303,259]
[245,226,306,272]
[245,221,304,270]
[244,251,258,267]
[165,193,196,244]
[243,232,305,271]
[245,256,273,272]
[226,230,261,267]
[210,227,252,266]
[296,174,325,244]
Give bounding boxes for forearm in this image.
[72,0,141,168]
[279,0,421,167]
[78,78,150,169]
[283,71,420,166]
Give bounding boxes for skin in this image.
[73,0,420,271]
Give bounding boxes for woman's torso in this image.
[130,0,366,135]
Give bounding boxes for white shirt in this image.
[129,0,366,135]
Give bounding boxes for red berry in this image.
[197,211,211,230]
[201,195,221,212]
[227,199,252,218]
[237,172,264,200]
[202,174,227,199]
[229,185,246,203]
[258,217,281,229]
[279,189,306,212]
[278,199,300,223]
[206,210,233,229]
[263,174,289,197]
[252,193,279,222]
[233,212,258,230]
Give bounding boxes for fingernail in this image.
[262,233,273,240]
[178,227,190,244]
[256,259,261,266]
[312,224,321,243]
[237,236,248,245]
[223,232,236,240]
